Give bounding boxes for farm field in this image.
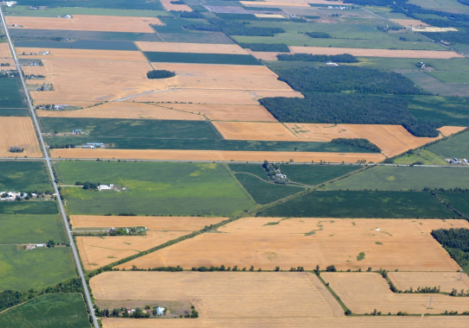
[322,272,469,314]
[214,121,301,142]
[55,161,254,216]
[0,42,12,58]
[257,191,456,218]
[401,71,469,97]
[0,245,75,291]
[428,71,469,84]
[0,78,28,110]
[3,5,168,17]
[325,166,469,191]
[17,47,148,62]
[160,0,192,12]
[144,52,261,65]
[0,161,51,191]
[0,201,58,215]
[15,40,139,51]
[91,271,344,318]
[117,218,466,272]
[405,96,469,127]
[428,130,469,158]
[0,118,41,157]
[436,192,469,217]
[0,293,91,328]
[388,272,469,293]
[392,149,448,165]
[6,15,163,33]
[12,0,164,10]
[136,42,248,54]
[0,214,66,244]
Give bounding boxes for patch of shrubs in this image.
[147,70,176,79]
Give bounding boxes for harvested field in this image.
[91,271,344,318]
[16,48,148,62]
[117,218,466,272]
[0,43,12,58]
[269,0,343,3]
[0,117,42,157]
[284,124,453,157]
[70,215,225,231]
[101,316,469,328]
[388,272,469,293]
[160,0,192,11]
[438,126,466,137]
[50,149,386,163]
[6,15,162,33]
[390,19,429,27]
[213,122,300,141]
[136,42,248,54]
[36,102,204,120]
[0,59,16,69]
[255,14,285,18]
[322,272,469,314]
[241,1,311,6]
[413,27,458,32]
[77,231,188,270]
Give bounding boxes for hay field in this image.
[390,19,429,27]
[284,124,451,157]
[160,0,192,11]
[0,43,12,58]
[6,15,162,33]
[77,231,188,270]
[438,126,466,136]
[213,122,300,141]
[322,272,469,314]
[50,149,386,163]
[240,1,311,6]
[388,272,469,293]
[0,117,42,157]
[117,218,466,272]
[70,215,225,231]
[413,27,458,32]
[36,102,204,120]
[255,14,286,18]
[17,48,148,62]
[91,271,344,318]
[101,316,469,328]
[136,42,248,54]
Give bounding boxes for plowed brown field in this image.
[322,272,469,314]
[91,271,344,318]
[6,15,162,33]
[136,42,248,54]
[0,117,42,157]
[50,149,386,163]
[36,102,204,120]
[0,43,12,58]
[17,48,148,62]
[213,122,300,141]
[388,272,469,293]
[116,218,466,272]
[160,0,192,11]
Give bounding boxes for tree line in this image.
[240,43,290,52]
[331,138,381,152]
[147,70,176,79]
[184,19,285,36]
[432,228,469,273]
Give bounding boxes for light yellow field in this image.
[116,218,466,272]
[50,149,386,163]
[17,48,148,62]
[136,42,248,54]
[0,43,12,58]
[213,122,300,141]
[388,272,469,293]
[413,27,458,32]
[70,215,225,231]
[0,59,16,69]
[36,102,204,120]
[439,126,467,136]
[322,272,469,314]
[241,1,311,6]
[255,14,285,18]
[6,15,162,33]
[0,117,42,158]
[160,0,193,11]
[91,271,344,318]
[390,19,429,27]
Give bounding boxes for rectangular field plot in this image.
[0,78,28,109]
[0,43,12,58]
[326,166,469,191]
[0,117,42,157]
[428,71,469,84]
[91,272,344,318]
[55,161,254,216]
[117,218,466,272]
[6,16,163,33]
[136,42,248,54]
[10,0,164,10]
[0,201,58,215]
[322,272,469,315]
[388,272,469,294]
[0,161,51,191]
[436,192,469,217]
[0,215,66,244]
[0,245,75,291]
[428,130,469,159]
[401,71,469,97]
[144,52,261,65]
[406,95,469,127]
[258,191,456,218]
[15,40,139,51]
[17,48,148,62]
[3,5,167,17]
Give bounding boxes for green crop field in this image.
[437,192,469,217]
[279,164,360,185]
[55,161,254,216]
[408,0,469,14]
[428,130,469,158]
[14,40,139,50]
[0,201,59,215]
[0,293,90,328]
[326,166,469,191]
[143,52,261,65]
[400,71,469,97]
[0,245,76,291]
[0,78,27,109]
[348,57,469,72]
[15,0,164,10]
[0,215,66,244]
[0,161,51,191]
[0,108,30,116]
[392,149,447,165]
[428,71,469,84]
[4,5,167,17]
[257,191,456,218]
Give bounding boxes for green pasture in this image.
[12,0,164,10]
[55,161,254,216]
[0,78,27,109]
[0,215,66,244]
[392,149,447,165]
[4,5,167,17]
[143,52,261,65]
[349,57,469,71]
[14,40,139,50]
[0,108,30,116]
[257,191,456,218]
[408,0,469,14]
[0,293,90,328]
[326,166,469,191]
[404,95,469,126]
[437,192,469,217]
[427,71,469,84]
[0,161,51,191]
[428,130,469,158]
[400,71,469,97]
[279,164,361,185]
[0,201,59,215]
[11,29,161,42]
[0,245,75,291]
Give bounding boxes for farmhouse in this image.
[98,184,114,191]
[326,62,339,67]
[156,307,165,316]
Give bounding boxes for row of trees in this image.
[240,43,290,52]
[331,138,381,152]
[184,19,285,36]
[146,70,176,79]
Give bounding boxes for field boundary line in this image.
[0,6,99,328]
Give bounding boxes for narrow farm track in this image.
[0,6,99,328]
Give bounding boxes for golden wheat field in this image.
[212,122,300,141]
[160,0,193,11]
[17,48,148,62]
[322,272,469,314]
[6,15,162,33]
[390,19,429,27]
[116,218,466,272]
[388,272,469,293]
[136,42,248,54]
[0,43,12,58]
[0,117,42,157]
[91,271,344,318]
